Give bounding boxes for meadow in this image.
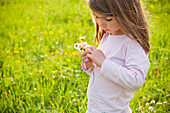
[0,0,169,112]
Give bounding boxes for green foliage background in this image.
[0,0,169,112]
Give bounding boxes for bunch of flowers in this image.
[74,36,94,87]
[74,36,91,52]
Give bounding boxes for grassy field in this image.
[0,0,169,112]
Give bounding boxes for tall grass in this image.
[0,0,169,112]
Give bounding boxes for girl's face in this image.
[93,11,123,35]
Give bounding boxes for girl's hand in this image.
[81,50,93,69]
[86,46,106,67]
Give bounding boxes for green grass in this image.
[0,0,169,112]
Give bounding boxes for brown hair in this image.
[88,0,150,54]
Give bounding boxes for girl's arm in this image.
[100,40,150,90]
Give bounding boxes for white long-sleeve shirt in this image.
[82,33,150,113]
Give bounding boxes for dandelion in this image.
[7,56,11,58]
[68,16,71,19]
[72,51,80,55]
[19,47,23,50]
[51,52,54,55]
[67,45,71,49]
[29,29,32,31]
[16,60,20,63]
[35,69,37,72]
[51,71,55,74]
[27,17,30,20]
[47,26,50,29]
[37,37,40,40]
[154,0,158,2]
[66,59,71,62]
[39,69,43,74]
[150,4,155,9]
[8,90,10,94]
[14,50,19,53]
[84,27,88,30]
[58,30,61,33]
[75,11,77,14]
[55,50,60,54]
[39,5,42,9]
[40,61,43,64]
[65,32,68,36]
[165,13,168,16]
[33,55,36,58]
[32,26,35,29]
[49,31,54,35]
[44,31,47,35]
[42,12,46,15]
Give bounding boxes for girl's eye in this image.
[105,18,112,21]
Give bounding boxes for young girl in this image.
[81,0,150,112]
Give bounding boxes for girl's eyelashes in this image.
[105,18,112,21]
[95,16,113,22]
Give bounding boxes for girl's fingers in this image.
[90,45,96,50]
[86,53,93,60]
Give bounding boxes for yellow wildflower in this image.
[7,56,11,58]
[47,26,50,29]
[14,50,19,54]
[33,55,36,58]
[30,29,32,31]
[49,31,54,35]
[44,31,47,35]
[37,37,40,40]
[151,4,155,9]
[3,75,5,78]
[68,16,71,19]
[65,53,68,56]
[39,5,42,9]
[32,26,35,29]
[165,13,168,16]
[154,0,158,1]
[55,50,60,54]
[19,47,23,50]
[27,17,30,20]
[65,33,68,36]
[84,27,88,30]
[16,60,20,63]
[42,12,46,15]
[75,11,77,14]
[51,71,55,74]
[67,45,71,49]
[58,30,61,33]
[35,69,37,72]
[39,69,43,73]
[72,51,80,55]
[40,61,43,64]
[8,90,10,94]
[51,52,54,55]
[66,59,71,62]
[59,70,62,74]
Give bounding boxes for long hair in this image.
[88,0,150,54]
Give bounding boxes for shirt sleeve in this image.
[100,39,150,90]
[82,62,93,76]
